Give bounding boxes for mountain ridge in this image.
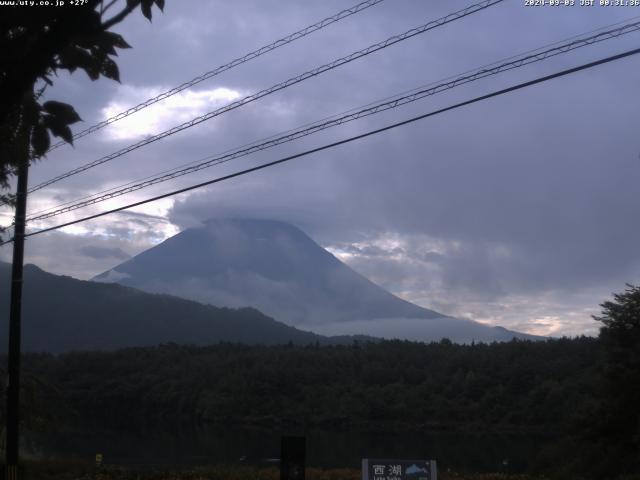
[93,218,539,343]
[0,262,373,353]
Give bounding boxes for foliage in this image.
[0,0,165,204]
[3,286,640,477]
[0,338,599,434]
[2,335,634,477]
[588,285,640,477]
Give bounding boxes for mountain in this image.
[94,218,537,343]
[0,263,366,353]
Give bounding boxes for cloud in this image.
[8,0,640,337]
[324,231,636,336]
[0,213,178,280]
[101,85,242,141]
[79,245,130,260]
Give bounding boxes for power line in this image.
[45,0,387,153]
[10,46,639,244]
[25,19,640,223]
[25,14,640,219]
[27,0,504,194]
[24,12,640,220]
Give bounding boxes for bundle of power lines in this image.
[3,0,640,243]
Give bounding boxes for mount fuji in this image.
[94,218,537,343]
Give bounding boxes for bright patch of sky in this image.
[101,85,242,141]
[326,233,606,337]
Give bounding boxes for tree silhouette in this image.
[0,0,165,205]
[591,284,640,476]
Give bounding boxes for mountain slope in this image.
[95,219,441,324]
[0,263,357,353]
[94,218,537,343]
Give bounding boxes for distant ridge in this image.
[94,218,539,343]
[0,263,370,353]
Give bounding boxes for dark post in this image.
[5,159,29,480]
[280,436,306,480]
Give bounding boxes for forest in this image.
[1,285,639,478]
[3,338,597,433]
[0,335,636,478]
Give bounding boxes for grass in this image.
[15,461,553,480]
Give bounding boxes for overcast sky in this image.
[2,0,640,337]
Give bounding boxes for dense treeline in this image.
[0,337,599,433]
[2,285,639,478]
[2,333,640,477]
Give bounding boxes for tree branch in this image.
[101,0,120,17]
[102,3,137,30]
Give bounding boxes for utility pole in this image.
[5,158,29,480]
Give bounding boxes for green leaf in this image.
[59,46,101,80]
[155,0,165,11]
[42,101,82,125]
[141,0,153,20]
[32,124,50,157]
[101,57,120,82]
[57,46,78,73]
[55,125,73,144]
[71,8,102,36]
[103,31,131,50]
[97,36,118,56]
[44,115,74,145]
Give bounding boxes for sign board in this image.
[95,453,103,466]
[362,459,437,480]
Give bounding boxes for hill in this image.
[0,262,361,352]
